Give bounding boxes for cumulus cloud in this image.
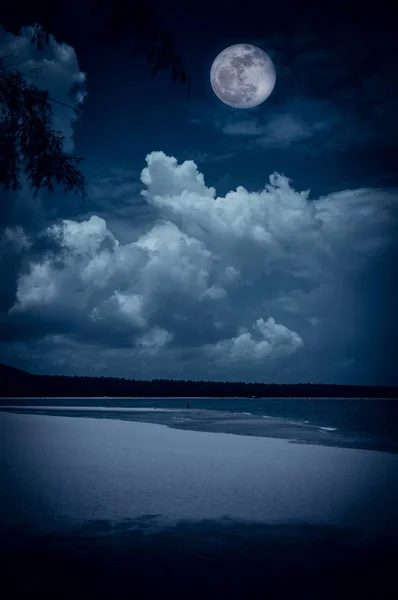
[2,151,397,382]
[207,318,303,363]
[140,152,330,286]
[137,326,173,355]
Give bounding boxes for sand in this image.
[0,404,394,452]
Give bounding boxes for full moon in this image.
[210,44,276,109]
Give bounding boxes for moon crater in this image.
[210,44,276,109]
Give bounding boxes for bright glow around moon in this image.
[210,43,276,109]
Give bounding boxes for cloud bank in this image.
[2,149,397,383]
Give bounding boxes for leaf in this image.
[0,63,86,197]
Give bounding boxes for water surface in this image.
[1,408,397,598]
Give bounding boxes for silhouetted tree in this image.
[93,0,191,93]
[2,1,190,91]
[0,54,86,196]
[0,0,190,197]
[2,363,398,399]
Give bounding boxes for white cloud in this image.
[137,326,173,354]
[91,291,147,329]
[141,151,215,200]
[50,215,118,257]
[307,317,322,326]
[140,152,327,285]
[4,151,397,380]
[1,226,32,252]
[202,285,227,300]
[207,317,303,362]
[14,261,57,306]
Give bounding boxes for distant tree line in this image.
[1,363,397,398]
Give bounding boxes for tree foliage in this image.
[93,0,191,93]
[0,0,190,198]
[2,362,398,401]
[2,0,191,87]
[0,55,86,197]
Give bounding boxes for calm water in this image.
[3,396,398,449]
[1,411,397,599]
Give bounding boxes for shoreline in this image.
[1,396,396,400]
[1,405,396,454]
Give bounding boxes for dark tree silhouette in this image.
[1,363,398,402]
[0,0,190,198]
[0,54,86,197]
[93,0,191,94]
[2,1,190,91]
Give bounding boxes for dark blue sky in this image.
[1,0,397,384]
[58,0,398,195]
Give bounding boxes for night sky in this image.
[1,0,397,384]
